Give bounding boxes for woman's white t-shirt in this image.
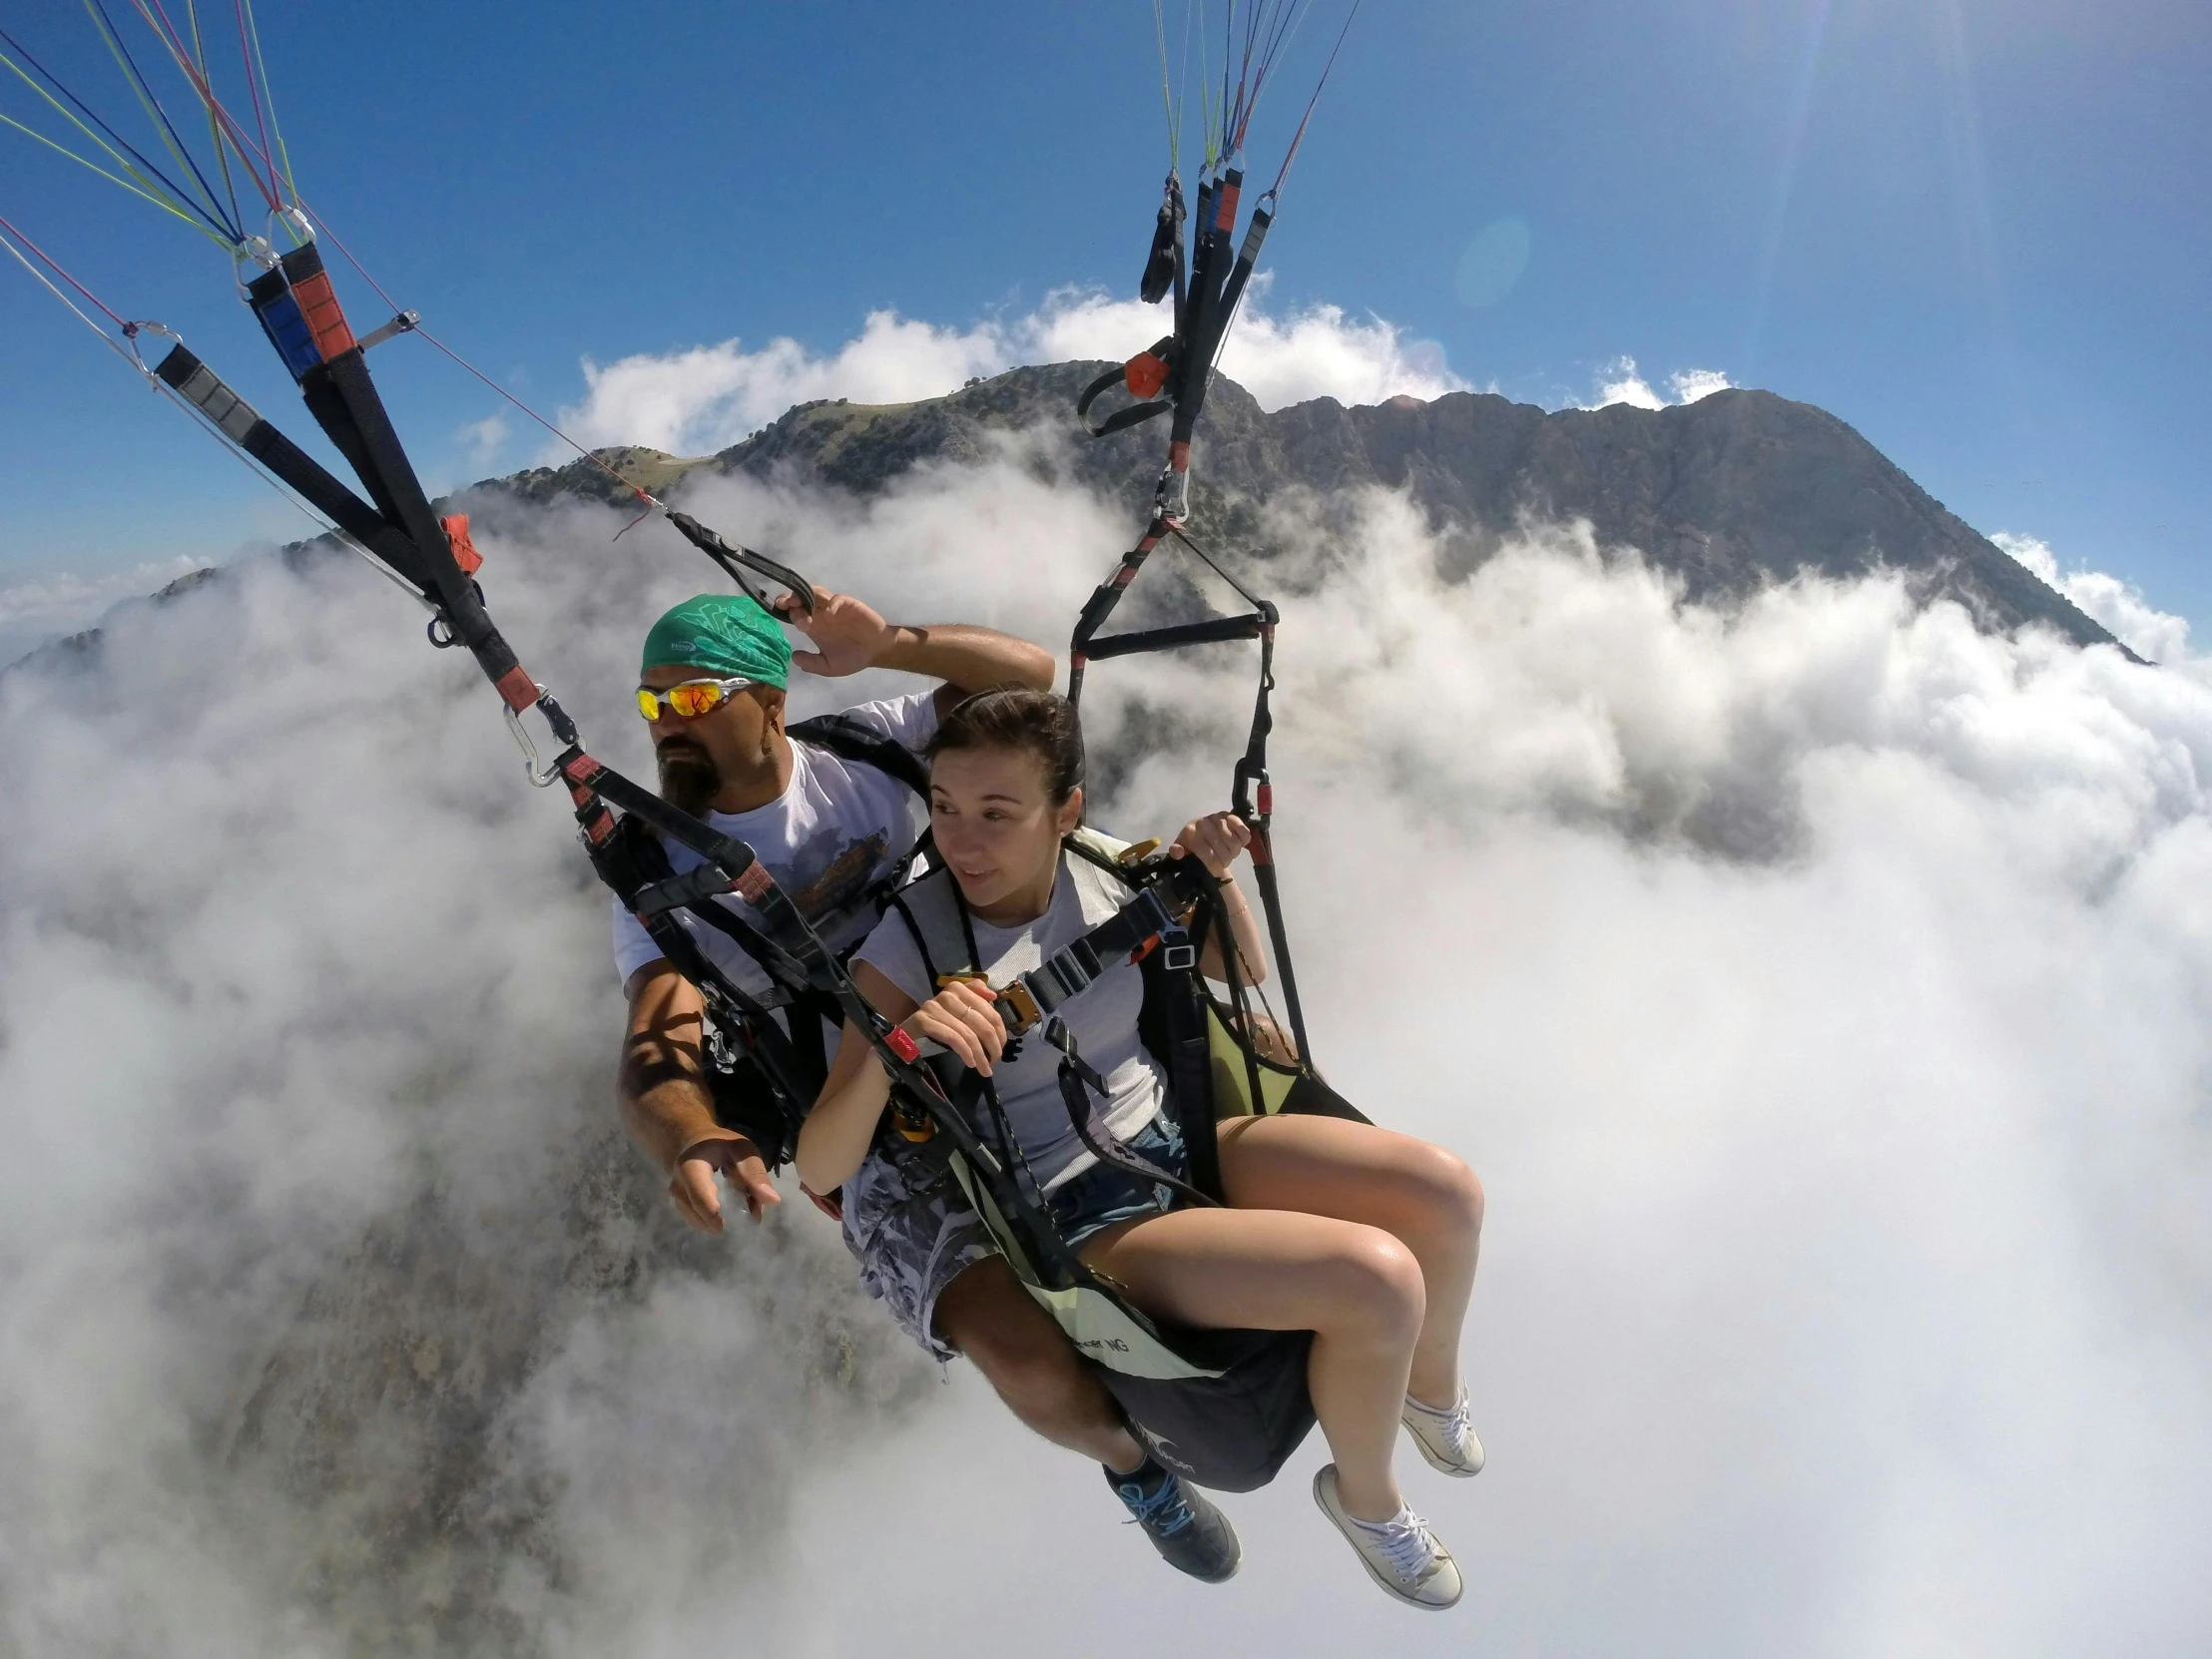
[853,848,1165,1191]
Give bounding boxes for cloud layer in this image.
[0,556,211,671]
[1996,531,2199,668]
[546,285,1468,460]
[4,456,2210,1656]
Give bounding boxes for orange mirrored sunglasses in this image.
[635,675,757,721]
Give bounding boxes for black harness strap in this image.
[588,717,934,1160]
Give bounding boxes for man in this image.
[613,582,1241,1581]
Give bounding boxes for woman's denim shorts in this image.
[1046,1111,1191,1251]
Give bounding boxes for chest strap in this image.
[991,881,1197,1034]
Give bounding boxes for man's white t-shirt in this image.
[610,692,937,1009]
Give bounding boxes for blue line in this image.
[0,19,236,240]
[87,0,242,238]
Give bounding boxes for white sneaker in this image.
[1401,1386,1484,1477]
[1311,1464,1463,1611]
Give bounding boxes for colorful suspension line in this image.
[0,21,239,243]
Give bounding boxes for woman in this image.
[798,689,1484,1610]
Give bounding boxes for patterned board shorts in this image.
[838,1111,1189,1361]
[838,1146,998,1362]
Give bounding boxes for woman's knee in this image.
[1409,1144,1483,1239]
[1316,1226,1426,1343]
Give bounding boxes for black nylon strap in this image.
[1082,613,1266,663]
[1015,883,1183,1023]
[1046,1018,1217,1211]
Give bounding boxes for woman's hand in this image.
[904,978,1008,1075]
[1169,811,1252,878]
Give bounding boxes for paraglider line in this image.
[290,208,662,522]
[1267,0,1358,197]
[85,0,251,230]
[0,210,132,331]
[0,23,235,240]
[120,0,281,211]
[230,0,276,208]
[0,108,224,238]
[233,0,296,203]
[183,0,247,232]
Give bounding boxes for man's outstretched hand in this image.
[774,586,897,679]
[670,1136,781,1232]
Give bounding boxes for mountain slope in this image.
[493,363,2117,654]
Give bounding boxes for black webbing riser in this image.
[1215,201,1275,338]
[151,344,438,595]
[1221,617,1313,1063]
[314,348,525,692]
[300,370,398,530]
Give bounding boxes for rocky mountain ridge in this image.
[490,362,2121,655]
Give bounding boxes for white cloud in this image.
[1668,366,1734,402]
[1582,355,1735,411]
[5,464,2212,1652]
[456,413,510,471]
[1994,531,2195,667]
[551,285,1468,458]
[0,556,212,671]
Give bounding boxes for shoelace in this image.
[1118,1474,1196,1537]
[1409,1390,1476,1460]
[1358,1508,1442,1584]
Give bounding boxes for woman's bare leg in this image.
[1080,1207,1424,1521]
[1215,1114,1483,1407]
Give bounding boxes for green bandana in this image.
[639,593,792,689]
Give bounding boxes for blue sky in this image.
[4,1,2209,627]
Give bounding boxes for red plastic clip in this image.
[1125,350,1170,399]
[442,513,483,575]
[886,1028,921,1062]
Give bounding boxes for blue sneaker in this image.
[1105,1456,1242,1582]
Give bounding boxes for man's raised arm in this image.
[772,590,1054,708]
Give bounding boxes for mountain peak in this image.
[457,362,2116,655]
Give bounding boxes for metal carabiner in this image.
[503,688,562,788]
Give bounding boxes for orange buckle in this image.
[442,513,483,575]
[1125,351,1169,399]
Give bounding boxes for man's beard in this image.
[655,738,722,817]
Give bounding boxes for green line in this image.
[182,0,245,234]
[0,47,204,224]
[82,0,224,229]
[238,0,297,206]
[0,107,225,240]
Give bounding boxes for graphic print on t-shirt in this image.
[770,824,892,928]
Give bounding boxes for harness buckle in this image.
[1162,942,1198,971]
[997,978,1045,1035]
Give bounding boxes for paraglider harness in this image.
[878,829,1367,1491]
[585,716,930,1165]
